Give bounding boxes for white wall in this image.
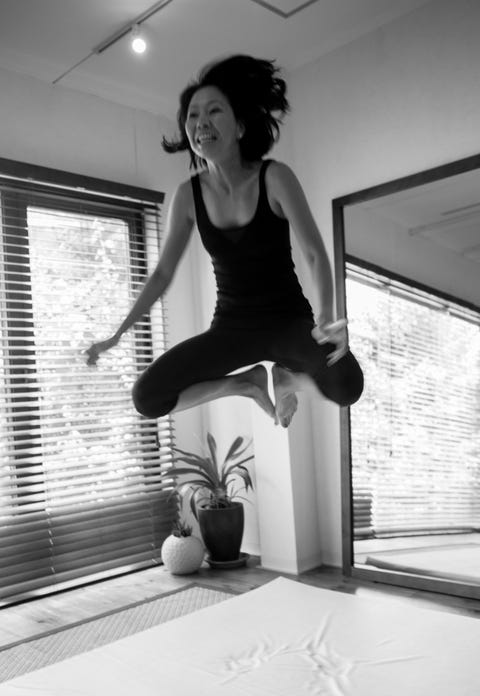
[286,0,480,565]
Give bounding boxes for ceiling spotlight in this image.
[131,25,147,54]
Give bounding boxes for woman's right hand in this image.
[311,318,348,366]
[85,334,120,366]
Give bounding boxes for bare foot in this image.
[239,365,277,423]
[272,364,298,428]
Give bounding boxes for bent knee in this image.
[329,370,364,407]
[316,354,364,407]
[131,378,176,418]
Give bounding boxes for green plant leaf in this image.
[169,466,208,476]
[204,456,220,486]
[169,434,254,504]
[222,454,254,480]
[190,489,212,520]
[173,447,208,464]
[228,490,251,504]
[176,481,211,496]
[169,461,218,488]
[174,446,220,487]
[233,465,254,492]
[168,467,214,488]
[174,485,207,521]
[223,436,253,463]
[233,438,253,460]
[189,491,198,520]
[223,436,244,463]
[173,453,209,468]
[206,432,217,468]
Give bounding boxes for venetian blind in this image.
[346,261,480,539]
[0,160,176,605]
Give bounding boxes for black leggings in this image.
[132,318,364,418]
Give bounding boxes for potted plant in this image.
[161,519,205,575]
[168,433,254,567]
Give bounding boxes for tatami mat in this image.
[0,584,234,683]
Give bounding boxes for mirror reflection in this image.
[342,164,480,588]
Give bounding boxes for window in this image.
[346,261,480,539]
[0,160,176,605]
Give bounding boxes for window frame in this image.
[0,157,176,606]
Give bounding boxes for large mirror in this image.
[333,154,480,600]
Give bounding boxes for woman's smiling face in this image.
[185,86,242,163]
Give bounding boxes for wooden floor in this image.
[1,558,479,648]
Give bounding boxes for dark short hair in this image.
[162,55,290,169]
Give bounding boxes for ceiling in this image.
[0,0,434,116]
[361,168,480,264]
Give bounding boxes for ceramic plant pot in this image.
[198,501,244,562]
[161,533,205,575]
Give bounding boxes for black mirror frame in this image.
[332,152,480,600]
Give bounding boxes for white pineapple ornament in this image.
[161,520,205,575]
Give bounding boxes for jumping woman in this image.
[86,55,363,427]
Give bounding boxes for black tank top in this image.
[191,159,314,327]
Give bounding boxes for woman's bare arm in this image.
[267,161,347,364]
[86,180,195,365]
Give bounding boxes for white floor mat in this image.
[0,577,479,696]
[366,543,480,584]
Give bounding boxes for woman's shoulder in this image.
[264,160,300,195]
[169,177,196,225]
[264,160,301,202]
[174,177,196,203]
[264,159,295,180]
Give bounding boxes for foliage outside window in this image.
[346,262,480,539]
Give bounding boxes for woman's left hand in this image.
[311,318,349,366]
